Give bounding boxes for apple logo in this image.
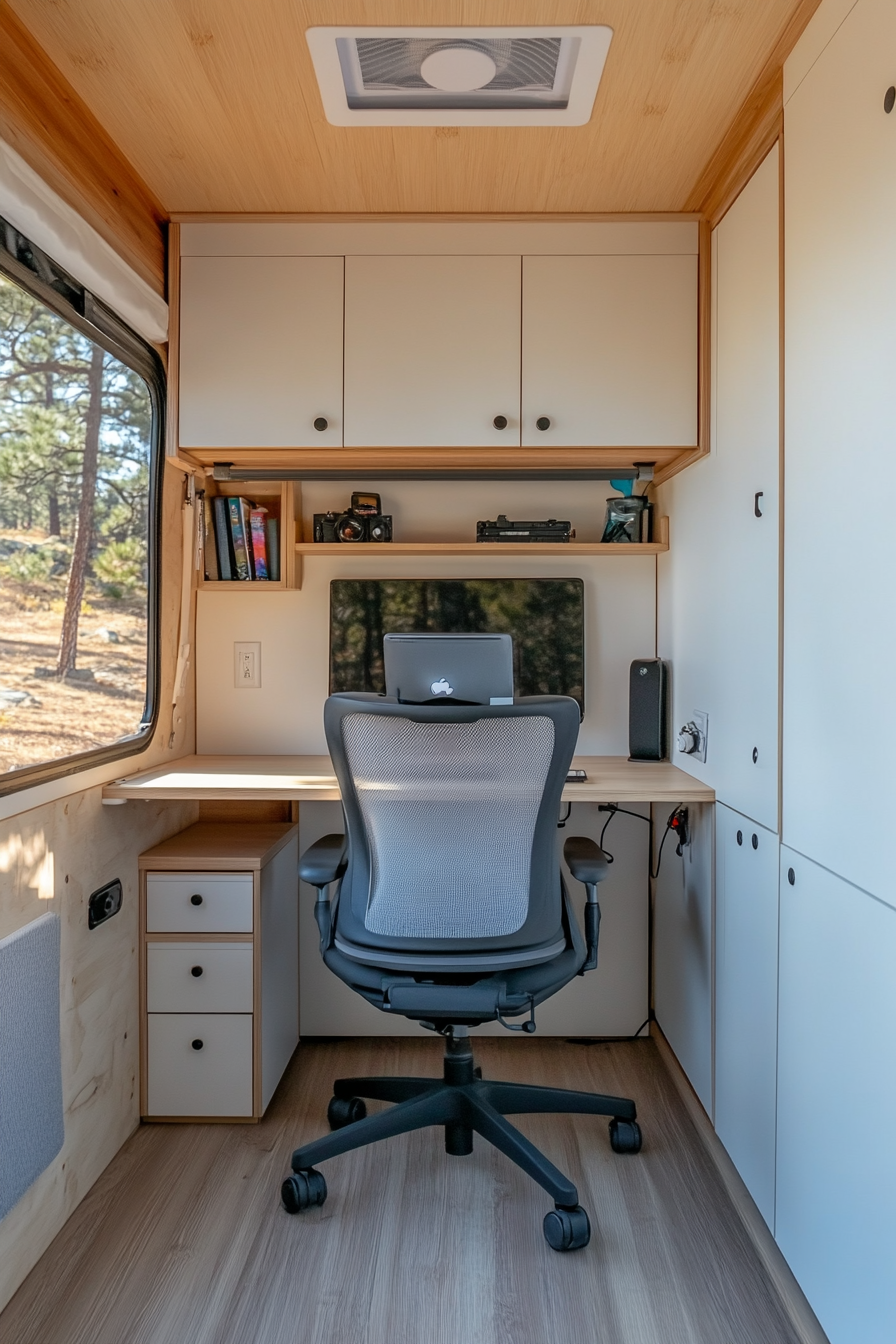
[430,678,453,696]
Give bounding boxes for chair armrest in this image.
[563,836,610,886]
[299,834,347,888]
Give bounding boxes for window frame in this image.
[0,223,165,798]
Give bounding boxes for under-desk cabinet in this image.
[138,822,299,1122]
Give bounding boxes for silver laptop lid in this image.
[383,633,514,706]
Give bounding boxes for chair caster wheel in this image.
[609,1118,642,1154]
[328,1095,367,1129]
[281,1168,327,1214]
[543,1204,591,1252]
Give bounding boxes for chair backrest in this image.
[324,694,579,954]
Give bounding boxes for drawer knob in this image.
[493,415,508,430]
[191,1039,204,1051]
[536,416,551,431]
[191,965,204,978]
[190,894,203,906]
[313,416,328,431]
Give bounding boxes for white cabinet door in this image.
[147,1013,253,1117]
[343,255,521,447]
[783,0,896,903]
[657,146,780,833]
[521,254,697,446]
[776,847,896,1344]
[179,255,344,448]
[714,805,778,1228]
[653,801,714,1115]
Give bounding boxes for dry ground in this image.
[0,533,147,775]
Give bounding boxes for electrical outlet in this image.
[692,711,708,762]
[234,641,261,688]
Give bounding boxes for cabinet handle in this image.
[536,416,551,431]
[788,867,796,885]
[191,1039,204,1051]
[754,491,763,517]
[313,417,328,432]
[752,747,759,764]
[751,833,759,850]
[190,893,203,906]
[493,415,508,430]
[191,965,203,978]
[736,830,743,846]
[885,86,895,114]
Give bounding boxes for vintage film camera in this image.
[313,492,393,543]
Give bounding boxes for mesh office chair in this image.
[283,693,642,1252]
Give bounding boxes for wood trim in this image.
[697,217,712,456]
[685,0,824,226]
[185,446,692,475]
[252,871,262,1118]
[143,1115,258,1125]
[138,870,148,1119]
[652,1026,830,1344]
[165,222,180,457]
[171,211,704,225]
[0,2,166,293]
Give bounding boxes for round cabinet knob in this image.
[493,415,508,430]
[536,416,551,432]
[191,965,203,978]
[190,893,203,906]
[677,728,697,754]
[736,830,743,846]
[191,1039,204,1051]
[885,86,895,114]
[751,833,759,850]
[752,747,759,764]
[788,867,796,886]
[313,417,328,432]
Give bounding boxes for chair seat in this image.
[333,932,567,972]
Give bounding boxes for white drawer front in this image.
[147,942,253,1013]
[146,873,253,933]
[147,1013,253,1117]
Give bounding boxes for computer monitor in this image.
[329,578,585,717]
[384,632,514,706]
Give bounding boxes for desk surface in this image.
[103,754,714,804]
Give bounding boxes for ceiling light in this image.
[420,47,498,92]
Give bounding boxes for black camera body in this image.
[313,492,392,544]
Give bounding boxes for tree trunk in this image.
[57,345,103,677]
[47,490,60,536]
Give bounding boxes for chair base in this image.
[288,1030,639,1213]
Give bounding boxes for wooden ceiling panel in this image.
[7,0,815,215]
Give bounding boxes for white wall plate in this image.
[306,26,613,127]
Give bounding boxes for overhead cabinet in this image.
[521,255,698,447]
[178,255,344,449]
[343,255,522,448]
[176,226,699,457]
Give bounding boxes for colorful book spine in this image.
[265,516,280,581]
[249,507,269,579]
[203,496,219,581]
[213,496,234,580]
[228,496,252,580]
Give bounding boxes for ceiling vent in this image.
[306,27,613,127]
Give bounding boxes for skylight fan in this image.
[306,27,613,127]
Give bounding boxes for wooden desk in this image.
[104,754,714,805]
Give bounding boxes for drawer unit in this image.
[146,941,253,1013]
[145,873,253,933]
[139,823,299,1122]
[147,1013,253,1117]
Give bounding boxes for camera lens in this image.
[368,521,386,541]
[335,513,366,542]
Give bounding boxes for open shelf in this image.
[296,516,668,558]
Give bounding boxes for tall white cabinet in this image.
[776,848,896,1344]
[783,0,896,906]
[657,145,780,834]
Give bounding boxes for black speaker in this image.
[629,659,667,761]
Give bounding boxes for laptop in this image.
[383,633,514,706]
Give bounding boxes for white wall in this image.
[197,480,657,756]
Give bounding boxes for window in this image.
[0,218,164,794]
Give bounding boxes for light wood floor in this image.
[0,1038,801,1344]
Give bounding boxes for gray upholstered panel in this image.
[0,913,64,1220]
[342,714,554,939]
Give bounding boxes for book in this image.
[249,507,269,579]
[265,516,280,581]
[203,496,219,581]
[213,496,235,580]
[228,496,254,580]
